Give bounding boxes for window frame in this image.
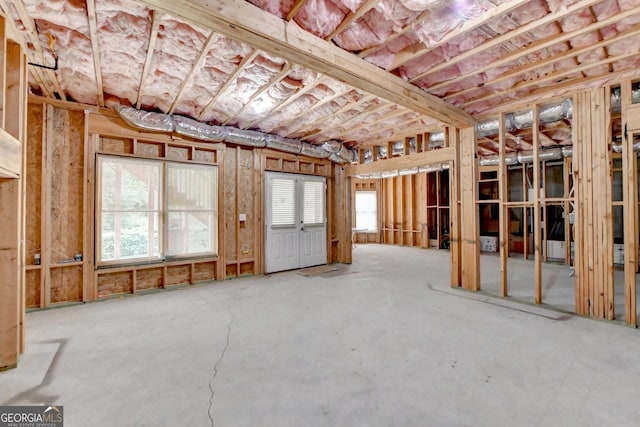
[96,154,218,267]
[354,190,378,232]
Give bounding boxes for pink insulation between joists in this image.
[139,16,209,112]
[295,0,347,39]
[246,0,294,18]
[334,9,396,51]
[96,0,152,105]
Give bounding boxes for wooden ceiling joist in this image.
[11,0,64,100]
[464,49,638,109]
[439,23,640,101]
[326,0,380,41]
[332,106,412,140]
[136,10,163,109]
[197,49,259,121]
[134,0,475,128]
[271,86,355,133]
[389,0,530,71]
[286,0,309,21]
[358,7,445,59]
[409,0,604,83]
[86,0,105,107]
[222,62,292,125]
[308,101,398,140]
[168,30,218,114]
[287,94,377,138]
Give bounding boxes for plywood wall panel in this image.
[50,267,82,303]
[25,270,40,308]
[238,148,255,261]
[193,262,216,282]
[26,105,43,263]
[136,268,163,291]
[97,271,133,297]
[224,147,237,261]
[166,264,190,286]
[50,109,84,264]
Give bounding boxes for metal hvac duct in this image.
[612,141,640,153]
[115,105,353,163]
[115,105,175,132]
[611,87,640,113]
[265,134,301,153]
[517,147,563,163]
[476,99,573,138]
[174,115,227,142]
[478,153,518,166]
[322,140,356,163]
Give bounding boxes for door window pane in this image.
[271,178,296,226]
[303,180,324,225]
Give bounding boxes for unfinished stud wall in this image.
[23,104,351,305]
[380,174,428,247]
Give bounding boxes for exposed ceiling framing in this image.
[2,0,640,153]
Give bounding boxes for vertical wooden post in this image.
[622,80,638,326]
[83,130,97,301]
[215,147,225,280]
[532,105,542,304]
[0,178,20,370]
[498,113,508,297]
[450,129,462,287]
[459,126,480,291]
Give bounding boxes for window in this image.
[97,155,217,265]
[355,191,377,231]
[166,163,218,257]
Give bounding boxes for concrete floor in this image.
[2,244,640,427]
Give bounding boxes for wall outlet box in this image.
[239,213,247,221]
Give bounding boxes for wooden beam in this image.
[11,0,64,100]
[463,50,639,109]
[436,23,640,99]
[409,0,603,83]
[134,0,475,128]
[86,0,105,107]
[271,86,356,135]
[332,106,411,140]
[389,0,529,71]
[315,102,400,140]
[136,10,163,109]
[358,6,448,59]
[222,62,291,125]
[285,0,309,21]
[288,93,376,138]
[168,30,217,114]
[532,104,542,304]
[326,0,380,41]
[346,146,454,176]
[197,49,259,121]
[459,126,479,291]
[498,112,508,297]
[622,80,638,326]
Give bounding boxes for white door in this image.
[265,172,327,273]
